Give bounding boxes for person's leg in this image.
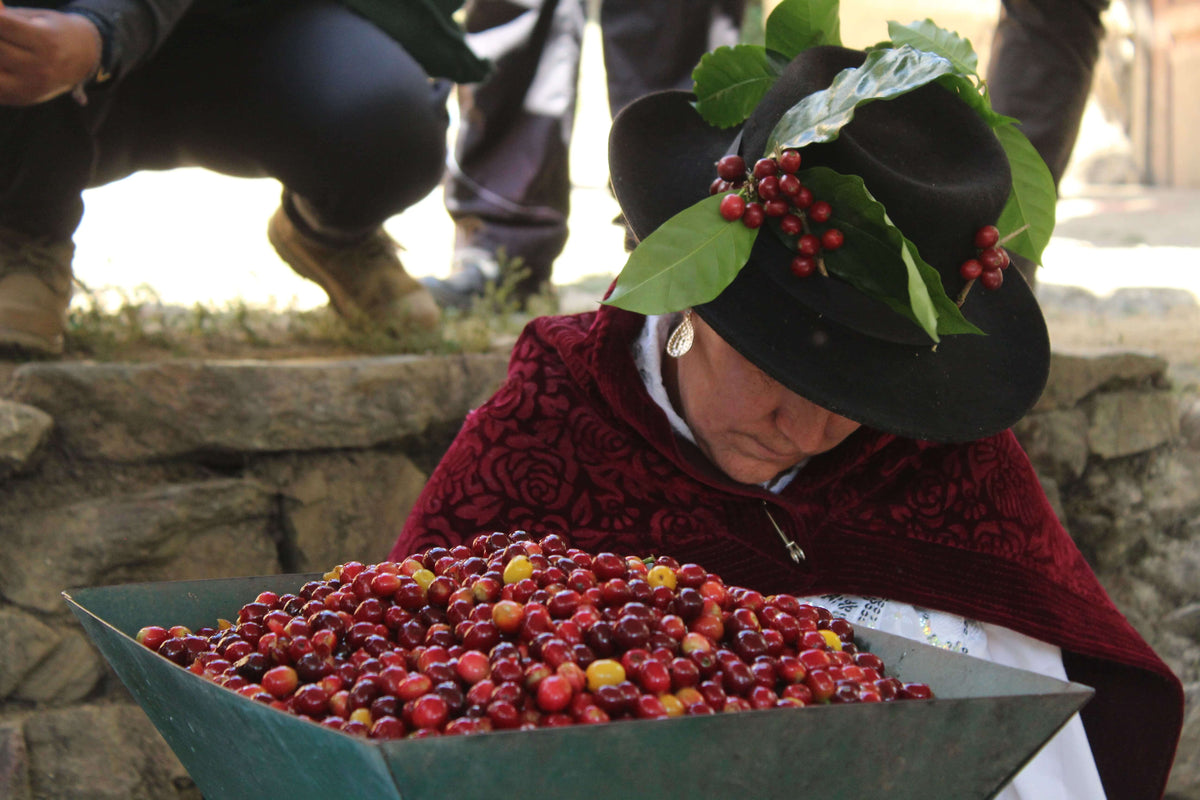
[600,0,744,117]
[0,89,109,354]
[598,0,744,251]
[986,0,1110,285]
[428,0,585,309]
[88,0,450,329]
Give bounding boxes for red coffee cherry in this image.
[973,225,1000,249]
[820,229,844,251]
[757,176,781,201]
[716,155,746,182]
[719,193,746,222]
[808,201,832,223]
[790,255,817,277]
[980,268,1004,290]
[742,203,765,229]
[763,199,789,217]
[752,158,778,179]
[797,234,821,256]
[959,259,983,281]
[779,214,803,236]
[979,247,1010,271]
[778,149,802,174]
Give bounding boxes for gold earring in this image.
[666,310,694,358]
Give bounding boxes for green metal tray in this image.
[65,574,1094,800]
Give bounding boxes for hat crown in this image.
[741,46,1011,300]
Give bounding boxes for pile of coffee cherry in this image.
[136,531,933,739]
[710,149,844,279]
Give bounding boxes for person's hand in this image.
[0,5,102,106]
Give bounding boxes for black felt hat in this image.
[609,45,1050,443]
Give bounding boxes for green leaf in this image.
[766,46,956,154]
[603,195,759,314]
[886,19,978,75]
[934,73,1014,128]
[793,168,983,340]
[765,0,842,58]
[692,45,789,129]
[994,123,1057,265]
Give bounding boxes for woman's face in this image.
[665,313,862,485]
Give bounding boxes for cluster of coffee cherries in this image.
[136,531,933,740]
[710,150,844,279]
[958,225,1011,295]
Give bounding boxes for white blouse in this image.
[634,314,1107,799]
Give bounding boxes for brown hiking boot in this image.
[267,207,440,332]
[0,226,74,356]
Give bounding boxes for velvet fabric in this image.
[391,303,1182,800]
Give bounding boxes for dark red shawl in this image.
[391,304,1183,799]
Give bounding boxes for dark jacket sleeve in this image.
[60,0,194,79]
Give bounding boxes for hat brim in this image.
[609,90,1050,442]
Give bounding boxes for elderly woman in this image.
[390,13,1182,799]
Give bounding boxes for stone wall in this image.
[1,350,1197,798]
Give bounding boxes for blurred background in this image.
[69,0,1200,319]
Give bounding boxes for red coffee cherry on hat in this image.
[959,259,983,281]
[710,178,730,196]
[778,174,801,197]
[752,158,778,179]
[980,268,1004,291]
[797,234,821,256]
[820,229,845,251]
[757,176,781,201]
[979,246,1009,271]
[790,255,817,277]
[778,149,802,174]
[973,225,1000,249]
[808,201,832,223]
[719,193,746,221]
[742,202,765,229]
[763,199,789,217]
[716,155,746,182]
[779,214,803,236]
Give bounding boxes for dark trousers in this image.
[0,0,450,243]
[986,0,1110,285]
[444,0,745,281]
[987,0,1110,188]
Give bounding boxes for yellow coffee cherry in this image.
[503,555,534,584]
[659,693,685,717]
[350,708,374,726]
[585,659,626,691]
[820,629,844,651]
[646,564,678,590]
[412,568,436,590]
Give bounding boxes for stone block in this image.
[1086,390,1180,458]
[254,450,427,571]
[4,354,507,461]
[0,607,61,698]
[0,718,31,800]
[23,703,197,800]
[1035,351,1169,412]
[12,628,105,705]
[1013,408,1090,485]
[0,479,278,613]
[0,399,52,480]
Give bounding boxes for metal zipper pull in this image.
[763,501,805,563]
